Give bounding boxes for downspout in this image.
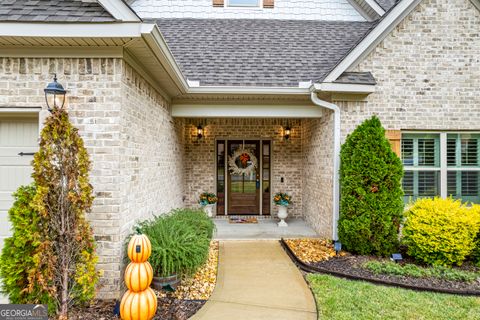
[309,91,341,240]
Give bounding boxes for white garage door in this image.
[0,115,38,251]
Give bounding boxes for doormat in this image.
[228,217,258,224]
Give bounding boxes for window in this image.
[228,0,260,7]
[401,133,480,203]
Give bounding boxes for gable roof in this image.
[155,18,377,87]
[0,0,116,22]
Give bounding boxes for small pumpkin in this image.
[120,287,157,320]
[128,234,152,263]
[125,261,153,292]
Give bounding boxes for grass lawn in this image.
[306,274,480,320]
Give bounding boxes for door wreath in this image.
[228,148,258,176]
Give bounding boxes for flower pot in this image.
[203,203,216,218]
[277,206,288,227]
[152,274,180,291]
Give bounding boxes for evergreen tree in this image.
[31,107,100,318]
[338,116,404,256]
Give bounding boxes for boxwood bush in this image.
[136,209,214,277]
[402,197,480,266]
[338,116,404,256]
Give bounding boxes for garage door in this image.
[0,115,38,251]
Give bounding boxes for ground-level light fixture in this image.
[334,241,342,256]
[390,253,403,263]
[197,125,204,140]
[284,126,291,140]
[44,74,66,112]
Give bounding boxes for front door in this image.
[227,140,260,215]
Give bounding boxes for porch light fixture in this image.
[44,74,66,112]
[197,125,204,140]
[334,241,342,256]
[390,253,403,263]
[284,126,291,140]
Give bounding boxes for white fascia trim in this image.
[97,0,140,22]
[141,23,189,94]
[323,0,422,83]
[171,104,323,118]
[365,0,386,16]
[0,22,143,37]
[313,82,376,93]
[471,0,480,11]
[187,86,310,95]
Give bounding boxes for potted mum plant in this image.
[273,192,292,227]
[199,192,218,217]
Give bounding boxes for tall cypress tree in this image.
[338,116,404,256]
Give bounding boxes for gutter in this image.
[309,89,341,241]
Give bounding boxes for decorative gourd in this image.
[128,234,152,263]
[125,261,153,292]
[120,287,157,320]
[121,233,157,320]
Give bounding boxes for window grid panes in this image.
[402,133,480,204]
[445,133,480,203]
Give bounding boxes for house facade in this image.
[0,0,479,298]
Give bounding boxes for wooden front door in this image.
[227,140,260,215]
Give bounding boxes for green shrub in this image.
[402,197,480,266]
[0,184,55,311]
[363,261,479,282]
[338,116,404,256]
[169,208,215,240]
[137,210,212,277]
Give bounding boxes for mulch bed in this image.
[281,238,480,296]
[68,297,205,320]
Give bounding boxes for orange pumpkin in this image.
[120,287,157,320]
[125,261,153,292]
[127,234,151,263]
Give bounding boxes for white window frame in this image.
[402,131,480,202]
[226,0,261,8]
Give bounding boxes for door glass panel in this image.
[216,141,225,215]
[262,141,271,215]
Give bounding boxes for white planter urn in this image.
[277,206,288,227]
[203,204,216,218]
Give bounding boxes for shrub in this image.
[363,261,479,282]
[137,210,212,277]
[169,208,215,239]
[338,116,404,256]
[0,184,55,311]
[31,107,100,317]
[402,198,480,266]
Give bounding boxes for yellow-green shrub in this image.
[402,198,480,266]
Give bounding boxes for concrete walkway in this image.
[191,241,317,320]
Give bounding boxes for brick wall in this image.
[302,112,334,238]
[183,118,303,217]
[0,57,185,299]
[340,0,480,137]
[130,0,364,21]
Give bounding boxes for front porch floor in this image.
[213,217,318,240]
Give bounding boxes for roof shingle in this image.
[155,18,377,87]
[0,0,115,22]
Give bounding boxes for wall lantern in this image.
[44,74,66,112]
[284,126,291,140]
[197,125,204,140]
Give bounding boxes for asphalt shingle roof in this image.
[375,0,399,12]
[155,19,377,87]
[0,0,116,22]
[334,72,376,85]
